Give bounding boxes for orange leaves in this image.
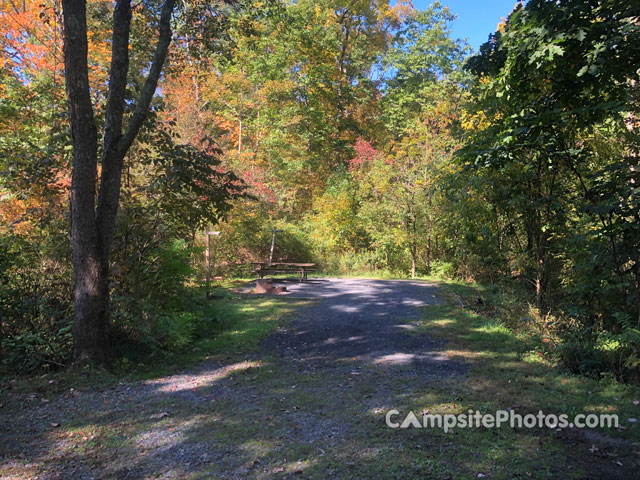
[0,194,32,235]
[1,0,117,101]
[0,163,70,236]
[0,0,63,78]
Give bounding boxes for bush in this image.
[109,237,197,354]
[155,312,206,352]
[429,260,455,280]
[0,233,73,373]
[557,328,639,382]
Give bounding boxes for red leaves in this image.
[348,137,380,170]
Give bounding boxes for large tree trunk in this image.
[62,0,106,363]
[61,0,175,364]
[72,246,110,363]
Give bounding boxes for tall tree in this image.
[463,0,640,311]
[61,0,175,364]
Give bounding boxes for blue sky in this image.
[409,0,521,51]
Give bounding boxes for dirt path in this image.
[1,278,635,479]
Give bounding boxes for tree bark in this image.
[410,247,417,279]
[61,0,175,364]
[62,0,104,364]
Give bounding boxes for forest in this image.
[2,0,638,378]
[1,1,640,477]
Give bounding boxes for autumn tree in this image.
[60,0,176,364]
[372,3,467,277]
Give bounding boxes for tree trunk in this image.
[535,263,543,310]
[534,233,548,310]
[635,265,640,328]
[425,208,432,273]
[72,246,110,363]
[61,0,175,364]
[62,0,105,363]
[410,247,417,279]
[0,308,4,360]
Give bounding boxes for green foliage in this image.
[0,232,73,373]
[382,2,470,136]
[457,0,640,379]
[154,311,206,352]
[429,260,455,280]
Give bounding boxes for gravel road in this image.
[264,277,464,374]
[1,278,466,479]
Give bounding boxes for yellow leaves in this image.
[461,110,489,131]
[387,0,414,24]
[497,16,508,33]
[262,78,295,96]
[0,194,33,236]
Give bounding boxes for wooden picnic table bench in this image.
[251,262,316,282]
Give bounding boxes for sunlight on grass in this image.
[240,439,275,458]
[521,349,552,366]
[472,320,511,335]
[418,289,640,444]
[432,318,454,326]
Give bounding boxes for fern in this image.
[612,311,640,372]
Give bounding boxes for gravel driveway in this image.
[1,278,465,479]
[265,277,464,373]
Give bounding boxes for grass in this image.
[314,270,640,438]
[198,274,640,478]
[3,281,307,392]
[422,303,639,422]
[124,290,308,380]
[426,279,640,437]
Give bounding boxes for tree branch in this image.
[61,0,98,228]
[102,0,131,156]
[96,0,175,253]
[118,0,176,156]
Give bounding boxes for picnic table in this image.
[251,262,316,282]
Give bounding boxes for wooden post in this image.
[205,229,221,298]
[205,225,210,298]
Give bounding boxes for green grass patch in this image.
[116,287,308,379]
[415,300,640,443]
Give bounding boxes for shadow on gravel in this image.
[2,278,467,479]
[262,278,466,375]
